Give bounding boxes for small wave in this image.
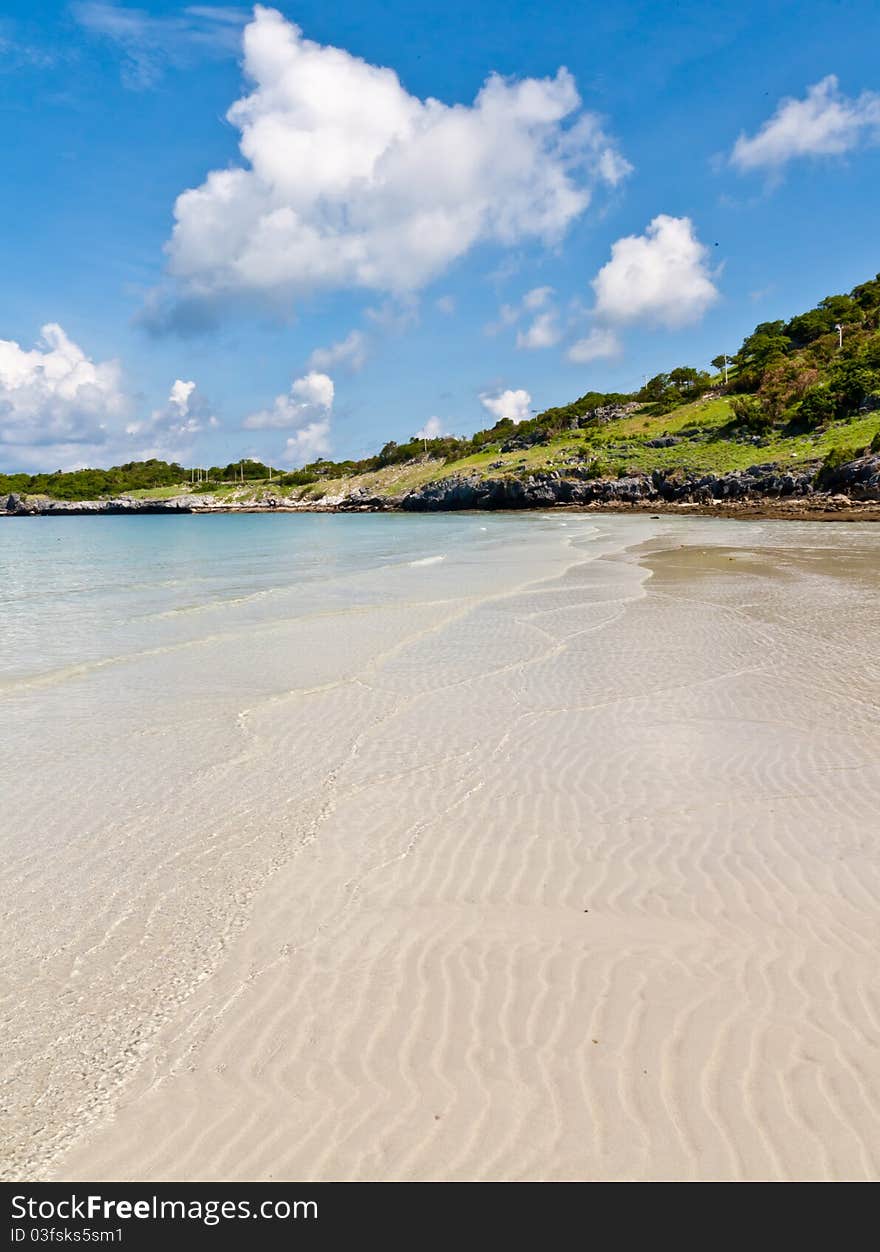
[136,588,273,621]
[407,554,447,567]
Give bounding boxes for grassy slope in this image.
[48,396,879,505]
[302,396,880,500]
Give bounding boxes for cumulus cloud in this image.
[731,76,880,172]
[243,370,334,431]
[517,310,561,350]
[591,215,719,329]
[244,370,334,465]
[480,388,532,425]
[126,377,217,458]
[161,6,630,315]
[415,416,450,439]
[566,327,621,363]
[281,422,332,465]
[307,329,368,373]
[0,323,130,467]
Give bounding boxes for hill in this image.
[3,273,880,511]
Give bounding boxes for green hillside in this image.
[3,274,879,504]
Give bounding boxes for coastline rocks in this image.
[817,453,880,500]
[5,453,879,516]
[335,486,397,511]
[399,463,818,511]
[3,492,209,516]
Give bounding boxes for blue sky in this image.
[1,0,878,471]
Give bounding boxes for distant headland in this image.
[5,274,879,520]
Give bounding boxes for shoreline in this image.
[5,453,880,523]
[4,496,880,522]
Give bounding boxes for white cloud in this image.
[0,323,130,467]
[485,302,520,336]
[480,387,532,425]
[488,285,561,347]
[522,285,554,312]
[162,6,629,311]
[415,416,450,439]
[434,295,456,315]
[516,310,561,350]
[308,329,368,373]
[282,422,331,465]
[566,327,621,363]
[514,286,562,349]
[591,215,719,329]
[731,75,880,172]
[243,370,334,431]
[125,377,217,459]
[364,299,419,334]
[244,369,334,466]
[73,2,246,89]
[596,147,632,186]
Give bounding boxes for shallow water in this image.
[1,512,878,1180]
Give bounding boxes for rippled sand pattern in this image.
[2,516,879,1181]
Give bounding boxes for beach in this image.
[1,512,878,1181]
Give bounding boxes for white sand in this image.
[3,515,879,1181]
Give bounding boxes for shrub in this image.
[815,445,858,488]
[730,395,771,433]
[797,386,837,428]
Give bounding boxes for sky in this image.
[1,0,878,472]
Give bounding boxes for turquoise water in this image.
[0,512,571,686]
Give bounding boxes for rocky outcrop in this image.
[816,453,880,500]
[334,487,398,511]
[3,492,210,515]
[399,463,819,511]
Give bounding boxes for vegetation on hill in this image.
[0,459,188,501]
[3,275,879,502]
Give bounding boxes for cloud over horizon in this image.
[480,387,532,425]
[0,323,130,468]
[243,369,335,465]
[415,415,451,439]
[126,377,218,460]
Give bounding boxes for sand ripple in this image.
[2,517,879,1181]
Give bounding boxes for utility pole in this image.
[723,356,730,385]
[835,323,843,349]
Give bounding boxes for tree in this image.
[735,321,791,372]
